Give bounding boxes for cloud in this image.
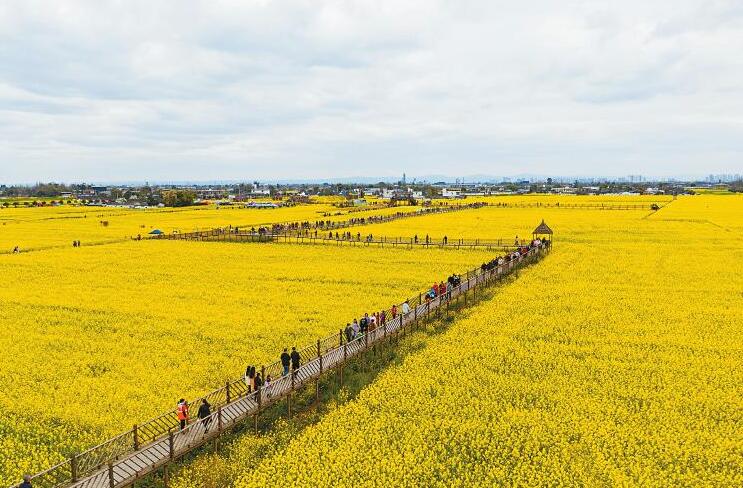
[0,0,742,183]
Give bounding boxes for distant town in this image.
[0,174,741,208]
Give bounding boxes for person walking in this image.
[281,349,291,376]
[391,304,398,319]
[245,365,256,392]
[290,347,301,373]
[197,399,211,433]
[359,313,369,334]
[344,322,354,342]
[20,475,32,488]
[254,372,263,391]
[177,399,189,430]
[402,300,410,316]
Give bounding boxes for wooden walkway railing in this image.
[155,202,488,240]
[15,243,550,488]
[486,202,665,210]
[164,230,526,252]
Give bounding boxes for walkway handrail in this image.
[157,202,488,238]
[168,231,530,251]
[16,241,550,488]
[485,202,665,210]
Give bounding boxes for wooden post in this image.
[163,463,169,487]
[108,462,115,488]
[225,381,231,403]
[133,423,139,450]
[71,453,78,482]
[340,343,346,387]
[339,329,344,346]
[289,373,294,418]
[168,431,175,460]
[317,339,322,373]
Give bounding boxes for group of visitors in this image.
[481,238,548,273]
[174,398,214,433]
[344,309,386,341]
[72,240,81,247]
[235,203,488,239]
[425,275,458,301]
[280,347,302,376]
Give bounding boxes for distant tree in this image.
[162,190,196,207]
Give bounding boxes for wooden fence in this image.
[165,230,527,252]
[15,243,550,488]
[155,202,488,240]
[486,202,664,210]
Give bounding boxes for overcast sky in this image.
[1,0,742,183]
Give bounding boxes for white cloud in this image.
[0,0,741,183]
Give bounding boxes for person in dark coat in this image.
[281,348,291,376]
[290,347,301,373]
[245,365,256,392]
[20,475,32,488]
[197,399,211,433]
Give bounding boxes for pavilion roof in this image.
[533,220,553,235]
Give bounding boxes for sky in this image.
[0,0,742,183]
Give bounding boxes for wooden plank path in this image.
[487,201,666,210]
[170,230,525,252]
[15,243,550,488]
[154,202,488,241]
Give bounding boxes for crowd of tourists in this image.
[480,237,548,272]
[239,202,487,238]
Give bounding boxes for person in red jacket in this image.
[177,399,189,430]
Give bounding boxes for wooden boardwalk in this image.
[16,244,550,488]
[154,202,487,241]
[167,230,525,252]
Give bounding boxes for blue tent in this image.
[149,229,164,235]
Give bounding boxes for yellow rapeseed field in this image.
[168,195,742,487]
[0,202,422,252]
[0,238,492,484]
